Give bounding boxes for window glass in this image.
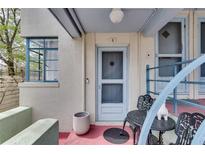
[201,63,205,77]
[45,39,58,48]
[159,22,182,54]
[157,22,183,77]
[102,52,123,79]
[45,50,58,60]
[102,84,123,103]
[159,57,182,77]
[29,39,44,48]
[201,22,205,54]
[200,22,205,77]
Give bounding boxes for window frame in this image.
[199,18,205,77]
[198,18,205,94]
[26,37,59,82]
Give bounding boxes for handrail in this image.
[138,54,205,145]
[168,97,205,111]
[148,79,205,85]
[148,59,194,70]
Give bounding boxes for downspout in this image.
[138,32,142,95]
[193,8,196,99]
[138,9,157,95]
[82,34,86,111]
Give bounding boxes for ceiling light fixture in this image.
[109,8,124,24]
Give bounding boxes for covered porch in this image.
[2,8,205,145]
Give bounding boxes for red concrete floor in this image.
[59,125,134,145]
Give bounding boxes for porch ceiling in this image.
[49,8,183,38]
[74,8,155,33]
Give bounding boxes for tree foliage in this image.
[0,8,25,76]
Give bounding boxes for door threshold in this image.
[94,121,128,126]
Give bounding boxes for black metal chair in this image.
[170,112,205,145]
[120,94,154,145]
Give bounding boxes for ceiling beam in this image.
[68,8,85,35]
[142,8,183,37]
[48,8,83,38]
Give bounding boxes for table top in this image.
[127,110,176,132]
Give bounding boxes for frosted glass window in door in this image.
[102,84,123,103]
[159,57,182,77]
[201,22,205,54]
[200,22,205,77]
[159,22,182,54]
[201,63,205,77]
[102,52,123,79]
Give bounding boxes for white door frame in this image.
[97,47,128,121]
[197,17,205,98]
[155,17,188,96]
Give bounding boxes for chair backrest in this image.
[175,112,205,145]
[137,94,154,111]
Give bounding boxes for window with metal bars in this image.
[25,38,58,82]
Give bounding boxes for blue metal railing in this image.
[146,58,205,114]
[138,54,205,145]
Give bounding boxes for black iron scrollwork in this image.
[137,94,154,111]
[175,112,205,145]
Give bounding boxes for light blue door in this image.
[97,47,127,121]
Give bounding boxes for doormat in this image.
[103,128,129,144]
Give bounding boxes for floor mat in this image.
[103,128,129,144]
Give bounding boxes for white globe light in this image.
[109,8,124,24]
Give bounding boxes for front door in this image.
[97,47,127,121]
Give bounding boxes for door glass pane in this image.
[102,52,123,79]
[159,57,182,77]
[201,63,205,77]
[201,22,205,54]
[102,84,123,103]
[159,22,182,54]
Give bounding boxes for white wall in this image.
[20,9,83,132]
[84,33,155,123]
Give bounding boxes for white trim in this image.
[96,47,128,121]
[155,17,189,95]
[96,44,129,48]
[143,9,183,37]
[157,54,183,57]
[94,122,129,126]
[18,82,60,88]
[197,17,205,96]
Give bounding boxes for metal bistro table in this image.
[126,110,176,145]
